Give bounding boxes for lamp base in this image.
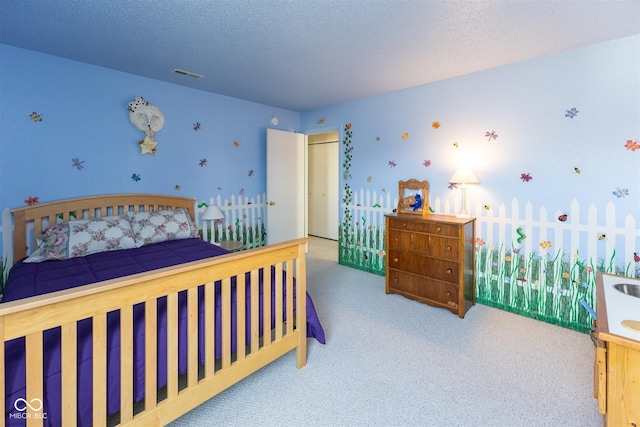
[456,212,471,219]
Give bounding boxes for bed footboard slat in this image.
[187,287,198,388]
[25,332,44,427]
[93,313,107,427]
[236,274,246,362]
[286,259,294,336]
[250,269,259,354]
[204,282,215,378]
[120,305,134,423]
[275,263,284,341]
[144,300,158,412]
[167,293,179,400]
[263,266,272,347]
[61,323,78,426]
[221,277,231,369]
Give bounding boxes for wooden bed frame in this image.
[1,194,309,426]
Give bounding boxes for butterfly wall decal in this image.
[612,188,629,198]
[72,157,85,170]
[565,107,579,118]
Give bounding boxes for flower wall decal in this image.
[624,139,640,151]
[520,172,533,182]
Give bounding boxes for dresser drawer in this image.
[387,231,459,260]
[387,250,459,282]
[387,269,459,308]
[387,218,458,237]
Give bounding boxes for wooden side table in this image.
[218,240,243,252]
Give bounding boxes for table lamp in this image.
[201,205,224,243]
[449,168,479,219]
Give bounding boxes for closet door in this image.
[308,143,320,237]
[308,141,338,240]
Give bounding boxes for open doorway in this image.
[307,131,339,241]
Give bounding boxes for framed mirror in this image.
[397,179,429,215]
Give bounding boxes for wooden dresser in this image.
[385,213,476,318]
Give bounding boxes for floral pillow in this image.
[184,209,200,239]
[24,222,70,263]
[68,215,137,258]
[128,208,199,247]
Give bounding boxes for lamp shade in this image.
[449,168,479,184]
[201,205,224,220]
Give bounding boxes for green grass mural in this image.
[340,218,637,333]
[476,243,592,332]
[338,221,386,275]
[213,217,265,249]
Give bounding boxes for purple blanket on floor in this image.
[2,238,325,426]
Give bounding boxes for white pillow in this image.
[68,215,137,258]
[128,208,199,247]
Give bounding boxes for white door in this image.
[266,129,307,245]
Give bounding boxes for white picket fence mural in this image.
[339,189,397,273]
[0,194,267,290]
[196,193,267,249]
[469,198,639,276]
[341,188,640,274]
[340,187,640,332]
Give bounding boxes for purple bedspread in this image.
[2,238,325,426]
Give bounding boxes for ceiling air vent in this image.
[172,69,204,79]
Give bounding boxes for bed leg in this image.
[295,240,308,369]
[296,335,307,369]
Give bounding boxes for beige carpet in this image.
[170,237,601,426]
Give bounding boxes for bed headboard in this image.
[11,194,196,264]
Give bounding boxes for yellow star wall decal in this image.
[139,136,158,156]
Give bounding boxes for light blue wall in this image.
[1,35,639,265]
[300,35,640,227]
[0,44,300,241]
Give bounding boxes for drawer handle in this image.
[394,237,399,242]
[436,226,442,232]
[446,292,451,297]
[394,258,399,263]
[446,268,453,274]
[446,246,451,251]
[394,277,399,282]
[402,222,407,228]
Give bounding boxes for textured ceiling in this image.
[1,0,639,112]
